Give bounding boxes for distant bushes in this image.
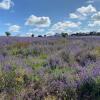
[71,31,100,36]
[61,33,68,38]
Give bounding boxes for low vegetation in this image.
[0,36,100,100]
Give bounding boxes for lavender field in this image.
[0,36,100,100]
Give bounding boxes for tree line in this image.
[71,31,100,36]
[5,31,100,37]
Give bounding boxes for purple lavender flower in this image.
[3,64,12,72]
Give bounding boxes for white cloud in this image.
[86,0,94,4]
[29,28,45,33]
[26,32,33,37]
[25,15,51,27]
[51,21,81,29]
[88,21,100,27]
[86,0,100,4]
[88,12,100,27]
[46,31,55,36]
[0,0,14,10]
[69,13,79,19]
[69,13,85,20]
[46,21,81,35]
[77,5,96,16]
[8,25,21,32]
[26,28,45,37]
[69,5,96,20]
[92,12,100,21]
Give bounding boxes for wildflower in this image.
[16,76,23,83]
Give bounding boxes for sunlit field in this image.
[1,0,100,99]
[0,36,100,100]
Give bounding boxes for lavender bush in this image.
[0,36,100,100]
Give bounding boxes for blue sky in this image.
[0,0,100,36]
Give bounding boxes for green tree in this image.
[61,33,68,38]
[5,32,11,37]
[31,34,34,37]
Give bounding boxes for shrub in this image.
[76,51,96,67]
[0,66,26,99]
[77,77,100,100]
[46,75,76,100]
[47,56,63,70]
[44,95,57,100]
[61,32,68,38]
[5,32,11,37]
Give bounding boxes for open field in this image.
[0,36,100,100]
